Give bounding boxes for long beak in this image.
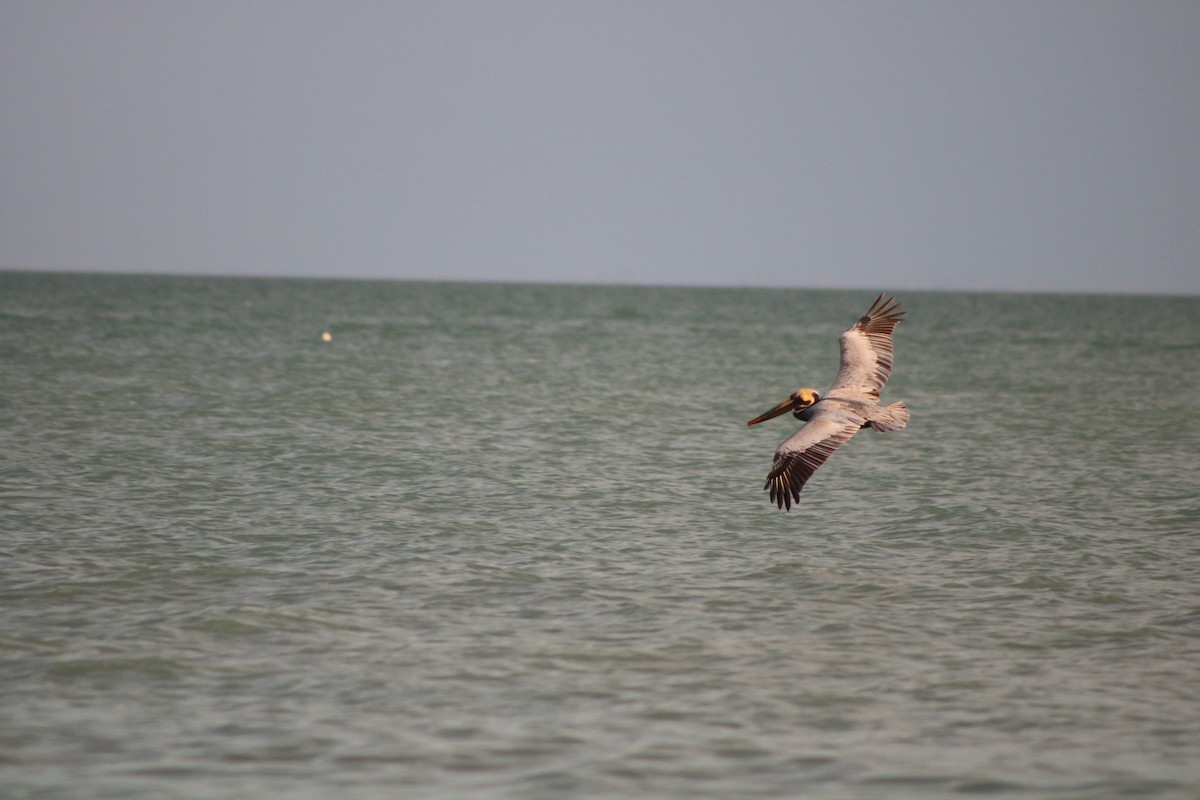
[747,397,796,426]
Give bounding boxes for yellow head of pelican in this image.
[747,388,821,426]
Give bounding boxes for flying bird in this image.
[747,294,909,510]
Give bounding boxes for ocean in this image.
[2,272,1198,799]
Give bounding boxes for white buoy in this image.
[321,331,332,342]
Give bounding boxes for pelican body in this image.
[748,294,909,510]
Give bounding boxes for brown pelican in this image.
[747,294,909,510]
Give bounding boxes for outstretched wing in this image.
[764,405,864,510]
[828,294,904,400]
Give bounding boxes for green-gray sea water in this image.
[3,272,1199,799]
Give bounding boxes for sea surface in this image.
[2,272,1199,800]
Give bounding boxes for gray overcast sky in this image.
[2,1,1197,294]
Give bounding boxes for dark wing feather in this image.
[828,293,905,400]
[764,406,864,510]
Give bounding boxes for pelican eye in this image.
[795,390,818,405]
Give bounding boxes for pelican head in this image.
[747,388,821,426]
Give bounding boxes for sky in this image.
[2,1,1197,294]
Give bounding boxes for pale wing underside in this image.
[828,294,905,400]
[764,406,864,510]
